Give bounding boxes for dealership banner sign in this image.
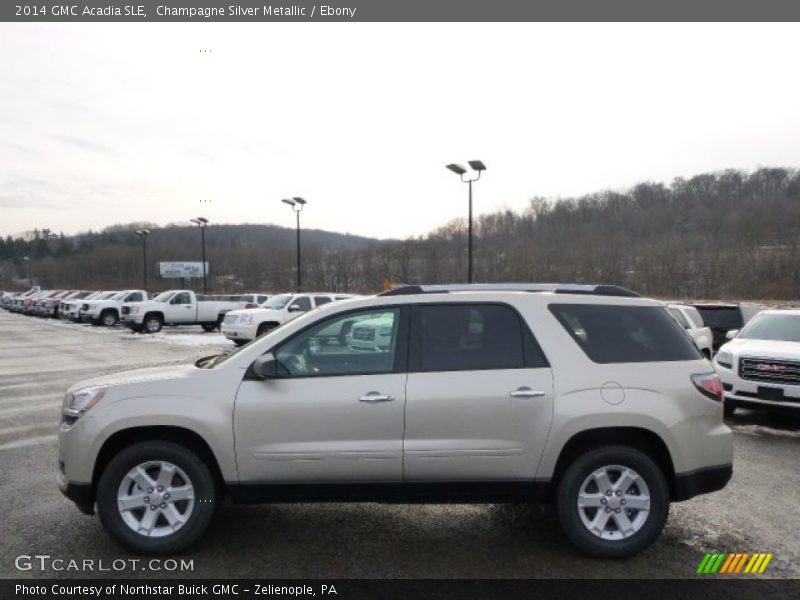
[3,0,798,22]
[158,262,208,279]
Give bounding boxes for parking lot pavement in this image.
[1,310,798,580]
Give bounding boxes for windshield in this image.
[110,291,127,300]
[97,292,117,300]
[83,292,100,300]
[154,291,175,302]
[262,294,292,309]
[739,314,800,342]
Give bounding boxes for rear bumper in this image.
[673,463,732,501]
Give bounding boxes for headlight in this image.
[241,314,253,324]
[62,387,106,420]
[715,351,733,370]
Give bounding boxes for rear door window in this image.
[412,304,548,372]
[549,304,701,363]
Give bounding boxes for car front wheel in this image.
[96,441,218,555]
[556,446,669,558]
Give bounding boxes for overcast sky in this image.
[1,23,798,240]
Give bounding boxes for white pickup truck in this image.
[667,304,714,359]
[80,290,149,327]
[121,290,247,333]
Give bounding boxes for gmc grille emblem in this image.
[756,364,785,373]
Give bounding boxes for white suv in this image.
[714,309,800,416]
[221,293,355,345]
[58,283,732,557]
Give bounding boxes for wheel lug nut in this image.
[606,491,612,496]
[157,486,164,492]
[147,488,153,493]
[601,498,607,505]
[605,507,611,513]
[616,491,622,496]
[160,502,166,508]
[144,496,150,503]
[615,508,621,513]
[150,505,156,510]
[621,499,626,505]
[164,493,170,500]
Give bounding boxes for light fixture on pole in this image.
[281,197,307,292]
[189,217,209,294]
[446,160,486,283]
[135,229,150,291]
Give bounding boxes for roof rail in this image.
[379,283,640,298]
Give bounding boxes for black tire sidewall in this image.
[556,445,669,559]
[96,441,217,555]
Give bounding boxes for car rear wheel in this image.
[556,446,669,558]
[101,311,118,327]
[96,441,218,555]
[200,323,217,333]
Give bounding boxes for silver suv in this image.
[58,284,733,557]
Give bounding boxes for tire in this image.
[256,323,277,338]
[556,445,669,558]
[96,441,218,555]
[101,310,118,327]
[200,323,217,333]
[232,339,247,347]
[143,314,163,334]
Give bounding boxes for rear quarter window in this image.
[549,304,701,363]
[694,307,743,330]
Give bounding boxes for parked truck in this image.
[80,290,150,327]
[120,290,247,333]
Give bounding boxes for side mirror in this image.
[288,304,303,312]
[251,352,279,379]
[726,329,740,340]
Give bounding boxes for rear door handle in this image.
[509,387,546,398]
[359,391,395,402]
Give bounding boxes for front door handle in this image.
[510,387,546,398]
[359,391,395,403]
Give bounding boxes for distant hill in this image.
[2,167,799,299]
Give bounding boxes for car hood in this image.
[68,364,198,393]
[721,338,800,360]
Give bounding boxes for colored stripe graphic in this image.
[698,552,772,575]
[758,554,773,573]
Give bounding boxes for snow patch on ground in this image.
[34,317,234,350]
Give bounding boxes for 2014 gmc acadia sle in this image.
[58,284,733,557]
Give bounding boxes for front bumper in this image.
[673,463,732,501]
[718,367,800,412]
[222,323,256,342]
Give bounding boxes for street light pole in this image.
[135,230,150,291]
[23,255,31,288]
[190,217,209,294]
[446,160,486,283]
[282,198,307,292]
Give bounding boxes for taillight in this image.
[692,373,723,402]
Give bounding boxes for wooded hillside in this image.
[2,167,799,299]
